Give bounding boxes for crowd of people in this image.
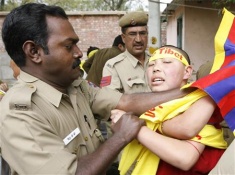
[0,2,234,175]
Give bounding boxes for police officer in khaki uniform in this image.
[101,11,151,94]
[0,3,188,175]
[208,139,235,175]
[83,35,125,87]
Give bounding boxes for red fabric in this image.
[207,108,223,129]
[156,109,225,175]
[100,76,111,87]
[156,146,225,175]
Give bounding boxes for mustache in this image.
[72,59,81,69]
[134,43,143,46]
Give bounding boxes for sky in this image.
[142,0,173,12]
[160,0,173,12]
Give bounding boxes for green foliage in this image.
[0,0,146,11]
[212,0,235,10]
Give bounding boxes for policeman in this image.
[101,11,151,93]
[83,35,125,87]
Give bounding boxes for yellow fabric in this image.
[149,47,189,66]
[0,90,5,95]
[210,8,234,74]
[79,60,85,71]
[87,49,99,59]
[119,89,227,175]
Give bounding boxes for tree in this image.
[0,0,5,10]
[212,0,235,10]
[0,0,147,11]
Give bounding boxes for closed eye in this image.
[148,62,155,67]
[163,61,172,63]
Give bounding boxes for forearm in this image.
[162,96,216,139]
[76,133,126,175]
[117,88,190,116]
[137,126,204,171]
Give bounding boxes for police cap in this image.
[119,11,148,28]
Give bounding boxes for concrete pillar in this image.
[148,0,161,55]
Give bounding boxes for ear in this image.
[118,44,125,52]
[121,34,126,44]
[22,41,42,64]
[183,65,193,80]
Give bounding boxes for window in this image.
[177,16,183,49]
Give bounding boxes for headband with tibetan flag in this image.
[190,8,235,135]
[149,47,189,66]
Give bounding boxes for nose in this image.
[73,46,83,59]
[153,63,161,73]
[135,33,141,42]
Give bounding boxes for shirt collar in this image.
[124,50,149,68]
[18,71,82,107]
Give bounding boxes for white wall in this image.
[165,3,223,80]
[184,7,222,79]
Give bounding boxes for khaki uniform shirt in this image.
[84,46,122,86]
[209,139,235,175]
[102,50,151,94]
[0,71,122,175]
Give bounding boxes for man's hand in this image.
[111,112,145,144]
[0,82,8,101]
[0,82,8,93]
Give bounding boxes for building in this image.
[162,0,235,80]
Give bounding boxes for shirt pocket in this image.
[126,78,145,88]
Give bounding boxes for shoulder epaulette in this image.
[9,83,36,111]
[106,54,126,68]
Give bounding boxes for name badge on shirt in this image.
[63,127,80,145]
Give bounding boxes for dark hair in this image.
[161,45,191,65]
[121,26,148,34]
[2,3,68,67]
[87,46,100,56]
[112,35,124,47]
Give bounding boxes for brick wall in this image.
[67,11,126,55]
[0,11,166,84]
[0,11,126,83]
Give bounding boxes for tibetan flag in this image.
[191,8,235,134]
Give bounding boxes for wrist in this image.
[137,126,145,141]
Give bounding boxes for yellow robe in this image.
[119,89,227,175]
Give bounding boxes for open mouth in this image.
[153,78,164,82]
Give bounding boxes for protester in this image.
[86,46,100,60]
[0,3,188,174]
[83,35,125,86]
[0,80,8,101]
[0,60,20,101]
[112,45,227,175]
[101,11,150,93]
[79,46,99,78]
